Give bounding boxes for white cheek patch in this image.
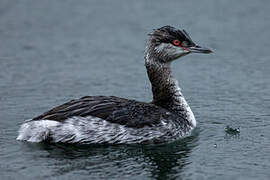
[155,43,186,57]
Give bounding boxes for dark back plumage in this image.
[32,96,188,128]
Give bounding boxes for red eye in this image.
[173,40,181,46]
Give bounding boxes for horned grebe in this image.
[17,26,212,144]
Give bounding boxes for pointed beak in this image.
[189,45,213,54]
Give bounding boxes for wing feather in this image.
[32,96,174,128]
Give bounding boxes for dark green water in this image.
[0,0,270,179]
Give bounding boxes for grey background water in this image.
[0,0,269,179]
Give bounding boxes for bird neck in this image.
[145,60,182,109]
[145,56,196,127]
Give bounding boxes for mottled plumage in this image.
[17,26,212,144]
[32,96,188,128]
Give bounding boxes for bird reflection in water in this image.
[22,129,199,179]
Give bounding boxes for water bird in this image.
[17,26,212,144]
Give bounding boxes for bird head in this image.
[145,26,213,64]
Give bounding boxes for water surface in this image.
[0,0,270,179]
